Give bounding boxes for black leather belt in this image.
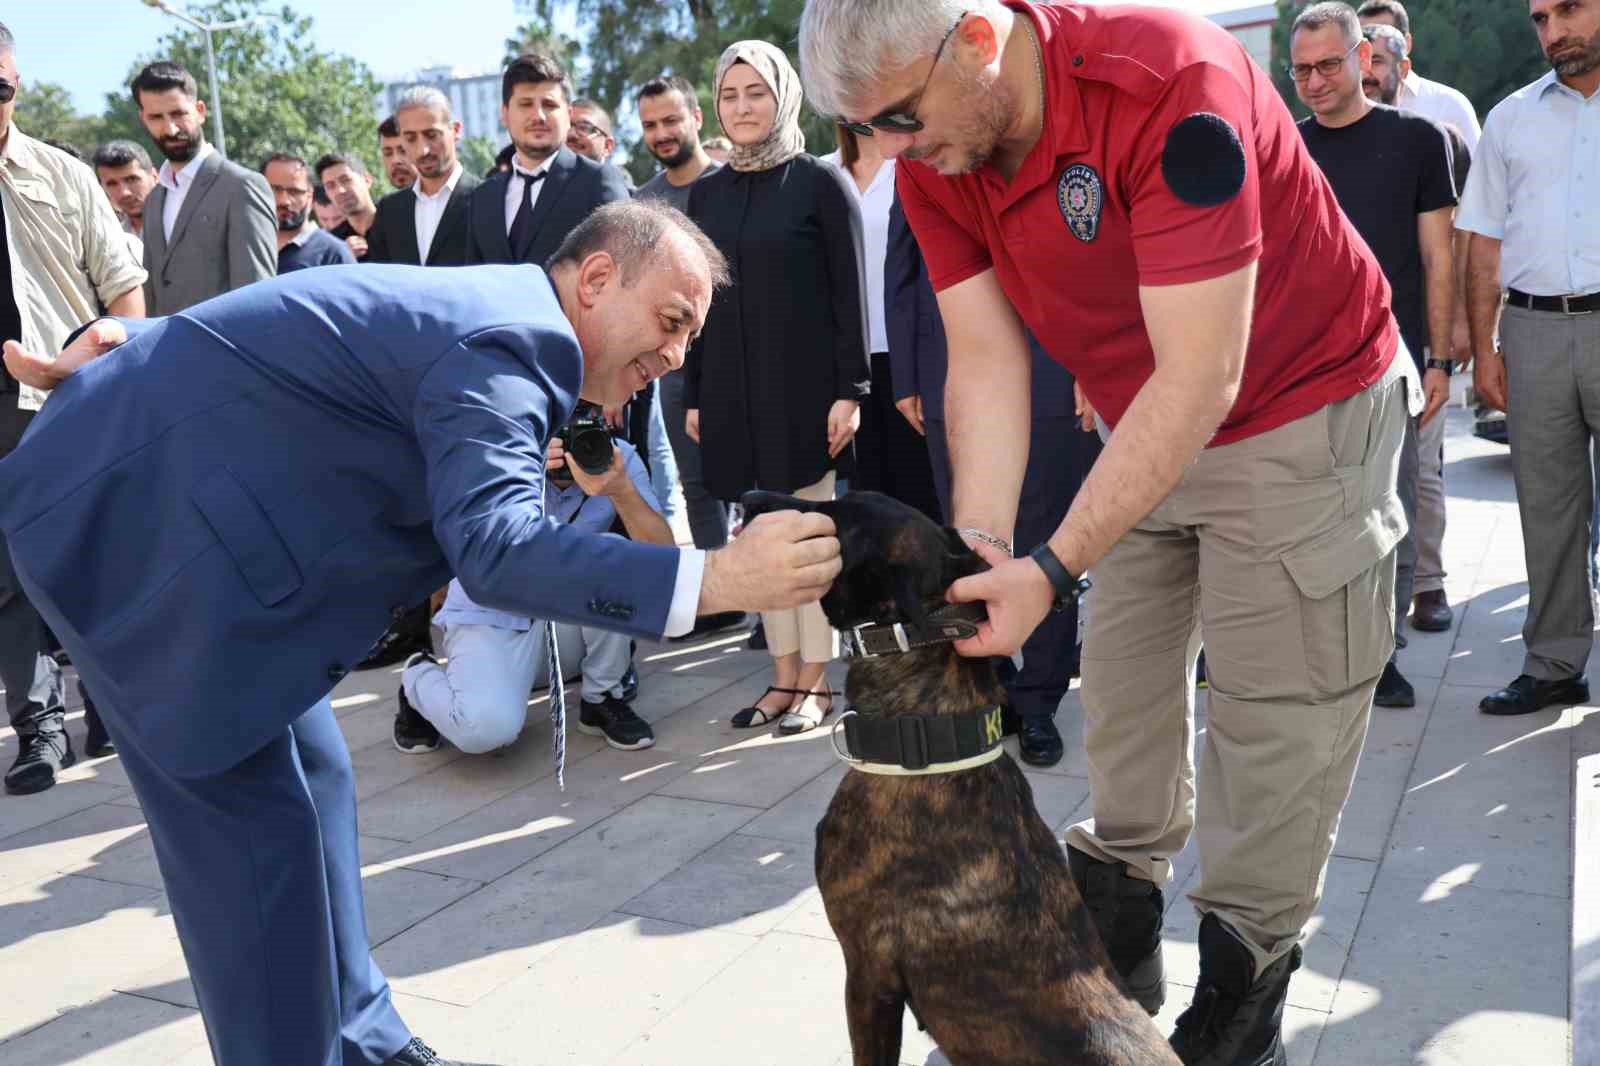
[1506,288,1600,315]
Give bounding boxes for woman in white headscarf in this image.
[684,40,870,735]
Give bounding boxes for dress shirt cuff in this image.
[663,548,707,638]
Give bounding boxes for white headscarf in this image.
[714,40,807,172]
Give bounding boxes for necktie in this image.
[545,620,567,790]
[508,170,545,259]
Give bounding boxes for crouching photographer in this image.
[396,405,670,754]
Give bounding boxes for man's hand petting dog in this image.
[3,317,127,391]
[699,511,841,614]
[946,540,1055,658]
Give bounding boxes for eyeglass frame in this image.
[1285,38,1362,83]
[836,11,967,137]
[571,119,611,140]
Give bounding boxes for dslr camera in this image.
[551,401,615,486]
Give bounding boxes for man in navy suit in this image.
[0,200,840,1066]
[465,53,631,271]
[886,197,1100,768]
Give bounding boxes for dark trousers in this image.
[926,414,1102,722]
[92,688,411,1066]
[659,368,728,549]
[0,402,46,728]
[854,354,942,522]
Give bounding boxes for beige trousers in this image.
[762,471,839,664]
[1412,399,1447,594]
[1063,365,1407,977]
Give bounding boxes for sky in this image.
[7,0,564,114]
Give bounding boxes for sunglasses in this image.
[837,12,966,137]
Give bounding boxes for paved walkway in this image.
[0,402,1590,1065]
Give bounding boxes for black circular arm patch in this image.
[1161,112,1246,207]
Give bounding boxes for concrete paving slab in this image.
[0,803,148,896]
[619,832,816,936]
[650,729,839,809]
[0,780,130,843]
[1385,685,1572,898]
[0,991,208,1065]
[1332,677,1437,862]
[371,746,701,884]
[376,795,756,1006]
[1573,707,1600,1066]
[630,670,746,724]
[740,763,847,844]
[1313,875,1568,1066]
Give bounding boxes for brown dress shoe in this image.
[1410,589,1453,632]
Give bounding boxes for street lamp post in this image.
[140,1,266,159]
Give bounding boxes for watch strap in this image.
[1029,543,1090,611]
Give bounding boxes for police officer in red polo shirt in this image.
[801,3,1418,1064]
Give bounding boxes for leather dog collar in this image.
[839,601,989,659]
[830,704,1007,776]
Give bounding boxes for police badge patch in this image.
[1058,164,1103,243]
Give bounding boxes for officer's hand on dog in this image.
[699,511,841,614]
[4,318,128,391]
[946,541,1054,658]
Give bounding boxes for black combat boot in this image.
[1169,913,1300,1066]
[1066,845,1166,1014]
[5,704,76,794]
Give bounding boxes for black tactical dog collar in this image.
[832,704,1007,776]
[839,601,989,659]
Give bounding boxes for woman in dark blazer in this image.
[685,40,870,735]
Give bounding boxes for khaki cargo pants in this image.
[1063,359,1410,978]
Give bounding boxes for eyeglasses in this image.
[572,120,610,139]
[837,12,966,137]
[1286,39,1361,82]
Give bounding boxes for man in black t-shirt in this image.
[1291,3,1457,710]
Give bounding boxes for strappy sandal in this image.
[778,689,839,735]
[731,686,806,729]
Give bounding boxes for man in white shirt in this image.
[1458,0,1600,716]
[1358,0,1482,149]
[364,87,480,266]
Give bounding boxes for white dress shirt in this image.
[1457,70,1600,297]
[157,140,216,241]
[821,151,895,354]
[412,161,464,264]
[503,153,558,235]
[1397,70,1482,151]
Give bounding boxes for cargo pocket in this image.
[191,466,303,608]
[1281,490,1405,696]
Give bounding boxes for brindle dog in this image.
[743,490,1179,1066]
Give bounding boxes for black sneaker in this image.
[394,657,441,754]
[1373,658,1415,709]
[5,708,76,795]
[619,664,639,703]
[78,680,116,758]
[578,695,655,750]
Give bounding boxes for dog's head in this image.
[742,490,987,631]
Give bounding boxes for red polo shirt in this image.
[898,1,1397,446]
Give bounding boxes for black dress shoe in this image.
[1410,589,1454,632]
[385,1036,499,1066]
[1018,717,1065,767]
[1372,659,1415,708]
[671,610,747,642]
[746,620,767,651]
[79,682,116,758]
[1479,674,1589,716]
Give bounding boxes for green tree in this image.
[1272,0,1549,122]
[504,18,584,73]
[524,0,838,185]
[458,134,502,179]
[12,81,113,157]
[104,0,384,184]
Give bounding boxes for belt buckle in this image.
[897,716,930,771]
[1564,294,1594,316]
[848,623,877,659]
[890,622,911,653]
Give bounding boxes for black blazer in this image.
[365,171,482,266]
[884,194,1075,423]
[466,147,632,268]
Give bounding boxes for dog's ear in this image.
[890,565,931,632]
[741,490,814,521]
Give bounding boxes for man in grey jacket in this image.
[134,61,275,314]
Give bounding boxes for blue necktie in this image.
[545,619,566,790]
[508,170,545,259]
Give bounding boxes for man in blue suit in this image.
[0,200,840,1066]
[886,197,1101,768]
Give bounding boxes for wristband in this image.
[1029,543,1091,613]
[957,528,1013,557]
[1424,357,1455,375]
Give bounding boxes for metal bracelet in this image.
[956,528,1013,557]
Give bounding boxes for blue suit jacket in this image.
[0,264,679,776]
[466,148,632,270]
[885,196,1075,422]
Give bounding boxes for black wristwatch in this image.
[1029,543,1091,612]
[1424,357,1455,375]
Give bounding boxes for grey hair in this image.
[799,0,999,119]
[546,199,731,290]
[0,21,13,55]
[394,85,453,123]
[1363,22,1408,60]
[1292,2,1363,46]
